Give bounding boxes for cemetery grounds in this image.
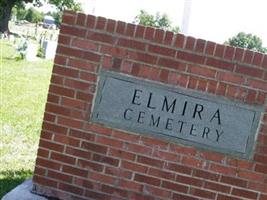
[0,35,53,198]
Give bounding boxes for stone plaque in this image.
[92,71,262,159]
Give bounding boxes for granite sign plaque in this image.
[92,71,262,159]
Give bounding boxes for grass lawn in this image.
[0,40,53,198]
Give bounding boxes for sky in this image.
[78,0,267,47]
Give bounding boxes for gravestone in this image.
[32,11,267,200]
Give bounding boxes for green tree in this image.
[0,0,81,33]
[25,8,44,23]
[225,32,267,53]
[134,10,179,33]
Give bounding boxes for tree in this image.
[25,8,44,23]
[225,32,267,53]
[134,10,179,33]
[0,0,81,33]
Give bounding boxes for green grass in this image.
[0,40,53,198]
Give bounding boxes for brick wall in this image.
[32,10,267,200]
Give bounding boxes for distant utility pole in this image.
[181,0,192,35]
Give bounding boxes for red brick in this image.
[217,194,243,200]
[165,162,192,175]
[193,169,220,181]
[58,116,83,129]
[206,57,234,71]
[34,166,46,176]
[205,41,216,55]
[109,148,136,161]
[95,16,106,30]
[257,92,266,104]
[182,156,204,168]
[129,51,157,65]
[262,55,267,68]
[173,193,198,200]
[234,47,244,61]
[121,160,148,173]
[60,25,86,38]
[217,71,245,84]
[137,155,164,168]
[159,69,169,83]
[135,25,145,38]
[134,174,161,186]
[104,166,132,179]
[76,13,86,26]
[71,38,98,51]
[116,21,126,34]
[188,65,216,78]
[148,168,175,180]
[260,194,267,200]
[76,91,93,102]
[57,35,70,45]
[143,185,172,198]
[144,27,155,40]
[162,180,188,193]
[148,44,176,57]
[81,141,108,154]
[252,52,264,66]
[85,124,112,136]
[185,36,195,50]
[220,175,247,188]
[216,83,227,96]
[68,58,98,72]
[125,23,136,37]
[224,46,235,60]
[190,188,216,199]
[37,148,49,158]
[248,79,267,91]
[243,50,254,64]
[158,58,186,71]
[92,154,119,166]
[255,164,267,174]
[84,190,110,200]
[51,74,64,85]
[36,157,61,170]
[188,76,198,89]
[62,14,76,25]
[152,149,180,162]
[47,170,73,183]
[204,181,231,193]
[207,80,218,94]
[154,29,164,43]
[232,188,258,199]
[124,143,152,156]
[54,55,67,65]
[62,165,88,177]
[101,184,128,198]
[66,146,91,160]
[43,112,56,122]
[169,144,197,156]
[176,174,203,187]
[39,139,64,153]
[119,179,143,191]
[51,152,76,165]
[78,159,104,172]
[59,183,84,195]
[214,44,225,57]
[174,33,185,48]
[177,51,205,64]
[53,65,79,79]
[96,136,123,148]
[87,31,115,44]
[210,163,236,175]
[33,176,58,188]
[236,65,263,78]
[118,38,146,51]
[86,15,96,28]
[175,73,188,87]
[112,130,140,143]
[164,31,174,45]
[199,151,225,163]
[62,97,87,110]
[42,122,68,135]
[195,39,206,53]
